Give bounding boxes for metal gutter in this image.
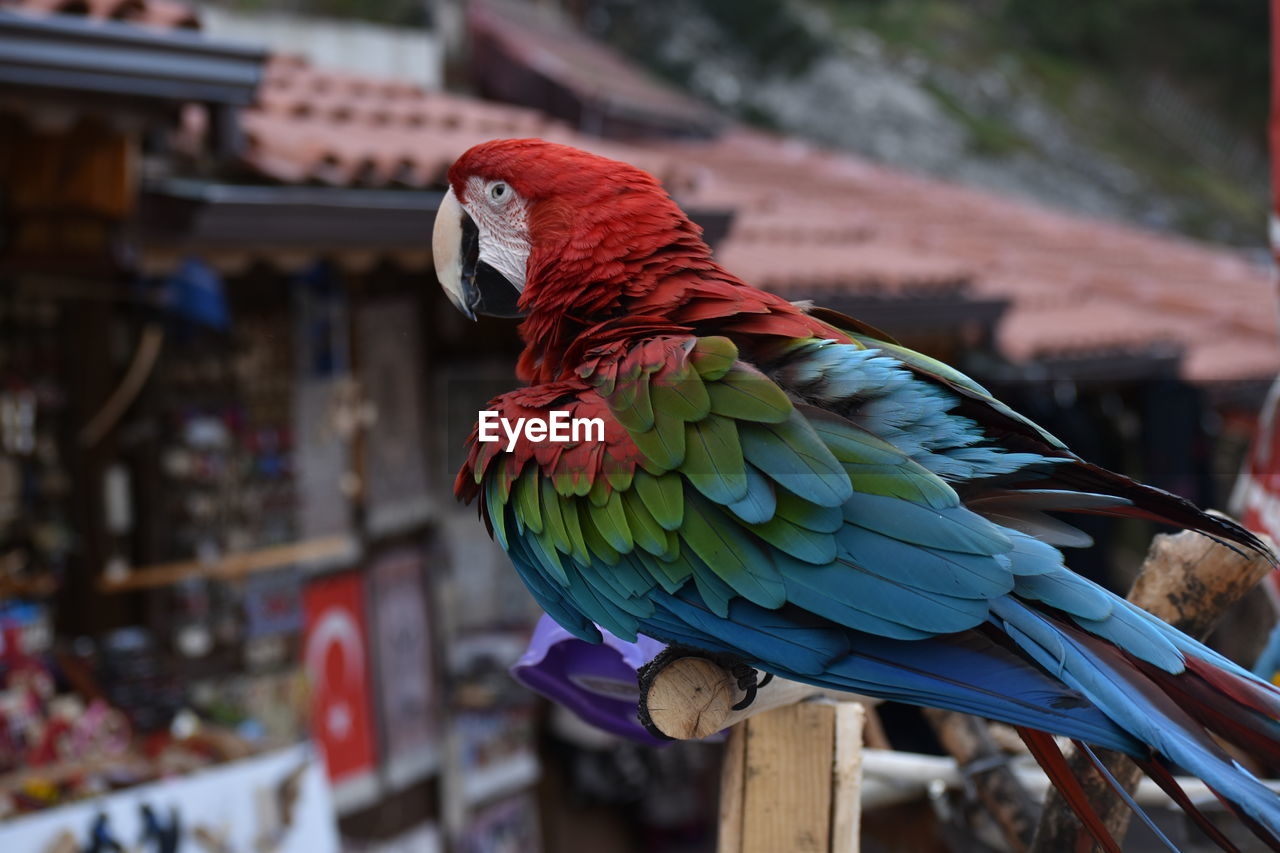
[136,180,446,248]
[821,292,1010,336]
[0,11,265,105]
[135,180,737,251]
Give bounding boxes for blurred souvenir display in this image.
[292,264,357,545]
[0,295,71,599]
[370,549,441,781]
[144,286,296,567]
[0,743,338,852]
[459,793,541,853]
[356,298,433,535]
[443,628,541,846]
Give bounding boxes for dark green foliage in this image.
[218,0,427,26]
[697,0,828,76]
[999,0,1266,132]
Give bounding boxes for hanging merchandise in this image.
[458,793,540,853]
[356,297,432,535]
[159,258,231,333]
[0,294,71,598]
[370,549,440,775]
[292,264,355,544]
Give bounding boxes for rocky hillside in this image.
[583,0,1268,246]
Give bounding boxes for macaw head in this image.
[431,138,708,321]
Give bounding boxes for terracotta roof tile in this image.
[235,59,1277,380]
[468,0,716,136]
[2,0,199,28]
[10,0,1270,381]
[240,56,692,192]
[658,130,1279,381]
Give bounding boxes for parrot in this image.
[432,138,1280,850]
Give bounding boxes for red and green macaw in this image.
[433,139,1280,848]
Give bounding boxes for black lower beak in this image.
[460,213,524,319]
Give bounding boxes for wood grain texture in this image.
[647,656,740,740]
[640,654,874,740]
[718,723,747,853]
[831,702,866,853]
[741,704,835,853]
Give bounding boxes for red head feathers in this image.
[436,139,836,382]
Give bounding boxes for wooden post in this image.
[1030,525,1276,852]
[638,655,868,852]
[922,708,1038,852]
[716,702,866,853]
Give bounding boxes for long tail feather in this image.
[994,599,1280,842]
[1073,740,1182,853]
[1136,757,1244,853]
[1140,659,1280,771]
[1017,726,1123,853]
[1013,460,1275,564]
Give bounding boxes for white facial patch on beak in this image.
[465,175,530,294]
[432,187,470,318]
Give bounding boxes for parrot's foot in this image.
[728,663,774,711]
[636,646,774,720]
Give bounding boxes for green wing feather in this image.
[488,332,1017,645]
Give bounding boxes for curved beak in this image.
[432,187,524,321]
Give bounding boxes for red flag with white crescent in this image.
[1229,0,1280,607]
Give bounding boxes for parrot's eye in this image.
[488,181,511,204]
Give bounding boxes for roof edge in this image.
[0,11,265,105]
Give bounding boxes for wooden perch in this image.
[638,653,873,740]
[1030,524,1276,852]
[638,653,871,852]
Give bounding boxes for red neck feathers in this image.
[449,140,836,384]
[511,178,833,383]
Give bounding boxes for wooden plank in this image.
[741,703,835,853]
[98,535,356,592]
[717,722,747,853]
[830,702,865,853]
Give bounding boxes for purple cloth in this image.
[511,615,669,745]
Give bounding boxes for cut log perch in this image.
[637,653,874,740]
[637,653,870,852]
[1030,524,1276,852]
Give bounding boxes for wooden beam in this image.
[98,534,356,592]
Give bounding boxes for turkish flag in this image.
[1229,0,1280,604]
[303,571,378,782]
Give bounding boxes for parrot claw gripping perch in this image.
[730,667,774,711]
[435,138,1280,850]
